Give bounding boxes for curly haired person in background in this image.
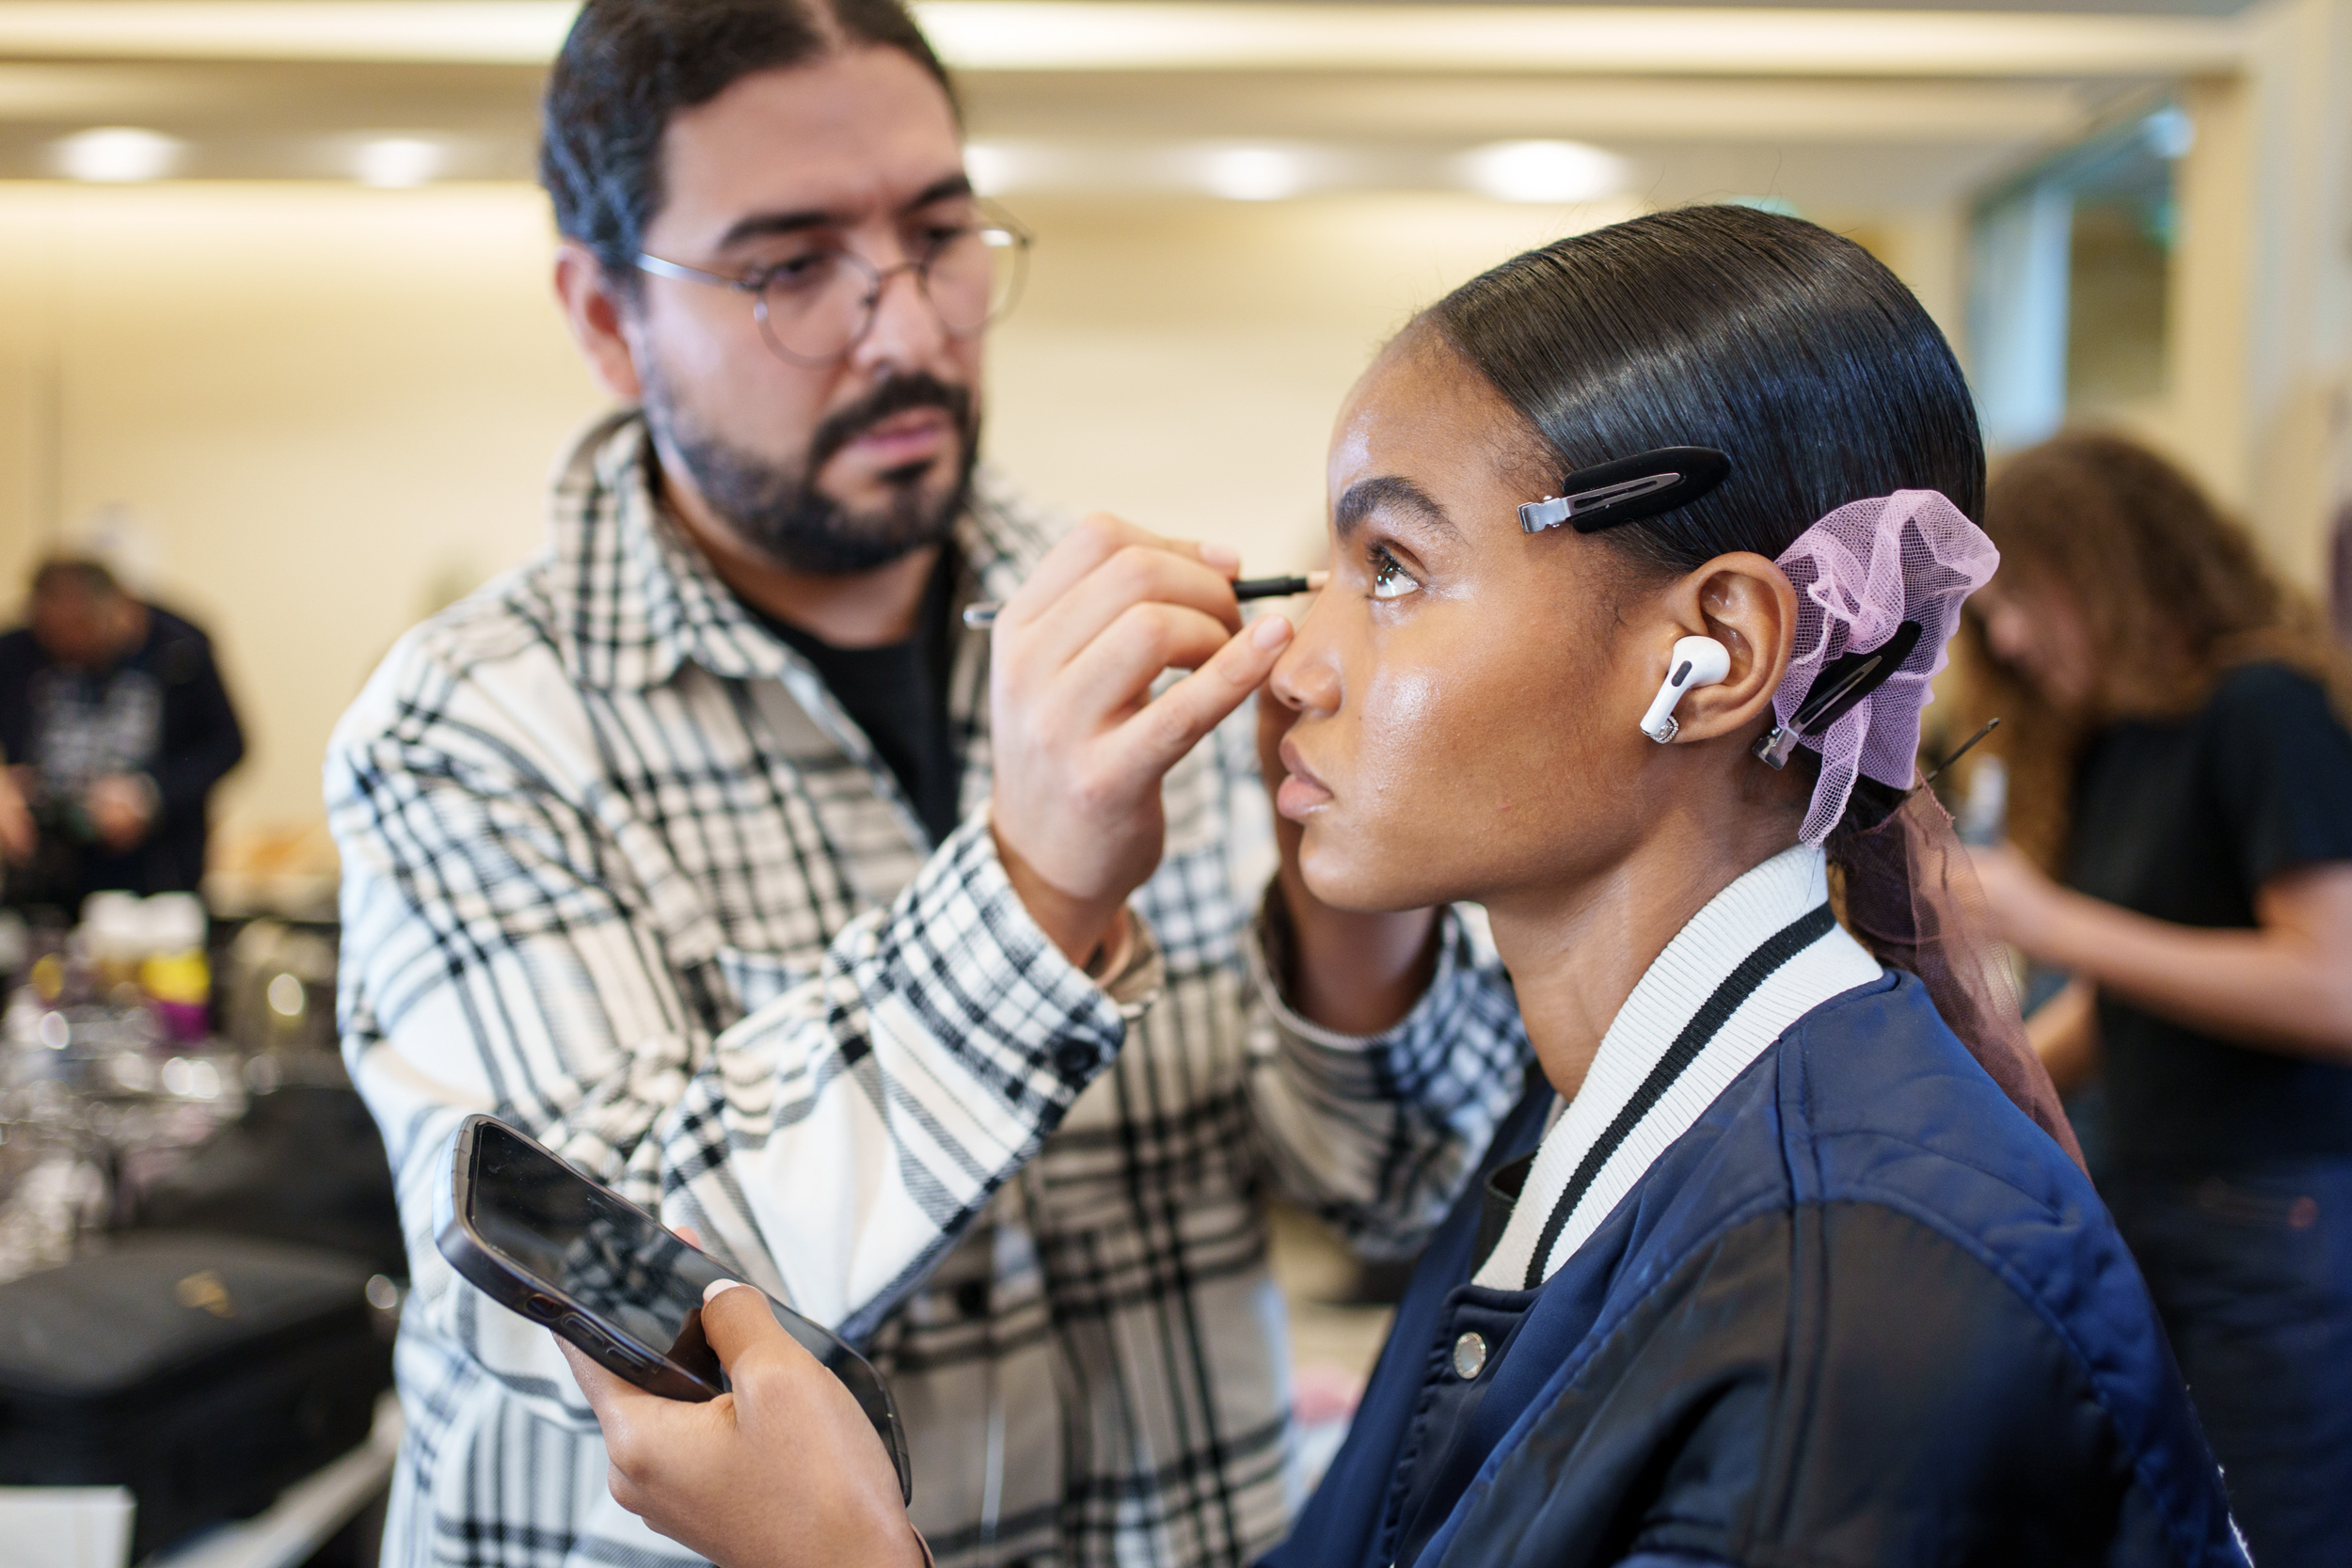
[1967,431,2352,1568]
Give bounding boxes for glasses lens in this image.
[926,225,1029,339]
[754,253,871,365]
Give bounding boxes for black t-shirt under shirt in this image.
[2066,662,2352,1174]
[752,550,962,847]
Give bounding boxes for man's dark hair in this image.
[539,0,958,287]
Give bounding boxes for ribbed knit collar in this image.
[1473,844,1881,1291]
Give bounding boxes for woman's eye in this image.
[1368,545,1421,601]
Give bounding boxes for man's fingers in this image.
[1000,517,1239,633]
[1047,603,1239,726]
[1011,546,1245,680]
[1105,615,1294,781]
[997,514,1162,620]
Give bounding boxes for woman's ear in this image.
[1656,552,1797,746]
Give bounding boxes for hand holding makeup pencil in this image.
[987,513,1296,966]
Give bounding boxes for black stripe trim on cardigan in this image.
[1522,901,1839,1288]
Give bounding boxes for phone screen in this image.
[465,1121,730,1383]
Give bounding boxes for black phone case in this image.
[437,1114,913,1500]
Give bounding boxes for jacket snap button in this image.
[1052,1039,1096,1077]
[1452,1330,1487,1380]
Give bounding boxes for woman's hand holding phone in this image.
[558,1282,924,1568]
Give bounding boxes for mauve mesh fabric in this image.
[1773,490,1998,846]
[1842,788,2086,1168]
[1772,489,2081,1165]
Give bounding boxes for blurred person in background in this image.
[1965,431,2352,1568]
[0,556,246,915]
[326,1,1517,1565]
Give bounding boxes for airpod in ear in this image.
[1638,636,1733,744]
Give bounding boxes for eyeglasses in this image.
[636,204,1034,366]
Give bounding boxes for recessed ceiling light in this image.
[1458,140,1626,204]
[355,136,443,188]
[54,126,182,182]
[1200,146,1306,202]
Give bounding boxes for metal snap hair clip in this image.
[1518,446,1733,534]
[1753,619,1923,768]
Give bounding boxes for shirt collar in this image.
[1472,843,1883,1291]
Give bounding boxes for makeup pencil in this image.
[961,571,1327,629]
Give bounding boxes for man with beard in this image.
[325,3,1525,1566]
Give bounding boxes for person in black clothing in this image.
[0,556,246,913]
[1965,431,2352,1568]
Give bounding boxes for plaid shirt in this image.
[329,412,1527,1568]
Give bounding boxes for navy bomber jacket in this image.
[1267,847,2245,1568]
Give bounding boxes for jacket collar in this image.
[543,409,1038,692]
[1473,844,1882,1291]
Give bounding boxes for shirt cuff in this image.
[887,812,1136,1100]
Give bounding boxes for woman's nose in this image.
[1268,596,1342,715]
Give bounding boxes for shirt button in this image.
[1052,1040,1096,1077]
[1453,1331,1487,1381]
[953,1278,990,1320]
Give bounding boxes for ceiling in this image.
[0,2,2245,207]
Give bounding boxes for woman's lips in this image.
[1276,737,1334,820]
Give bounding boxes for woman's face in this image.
[1267,335,1670,915]
[1972,566,2097,715]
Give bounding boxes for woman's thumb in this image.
[699,1280,803,1374]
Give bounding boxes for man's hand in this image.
[559,1283,922,1568]
[0,768,33,864]
[86,773,154,853]
[989,515,1293,964]
[1256,688,1439,1036]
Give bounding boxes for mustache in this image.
[809,373,976,471]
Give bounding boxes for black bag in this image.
[0,1233,394,1560]
[125,1082,407,1279]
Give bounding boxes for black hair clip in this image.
[1754,620,1922,768]
[1518,446,1732,534]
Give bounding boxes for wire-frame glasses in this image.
[636,203,1033,367]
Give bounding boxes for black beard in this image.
[644,369,978,577]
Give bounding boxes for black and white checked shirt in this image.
[328,412,1528,1568]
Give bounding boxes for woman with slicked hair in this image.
[546,208,2246,1567]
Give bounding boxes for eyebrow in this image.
[711,171,976,252]
[1334,475,1463,544]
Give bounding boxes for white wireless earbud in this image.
[1638,636,1733,744]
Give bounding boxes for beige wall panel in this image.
[985,192,1626,570]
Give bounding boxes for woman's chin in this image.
[1298,834,1443,916]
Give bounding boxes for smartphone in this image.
[437,1113,912,1502]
